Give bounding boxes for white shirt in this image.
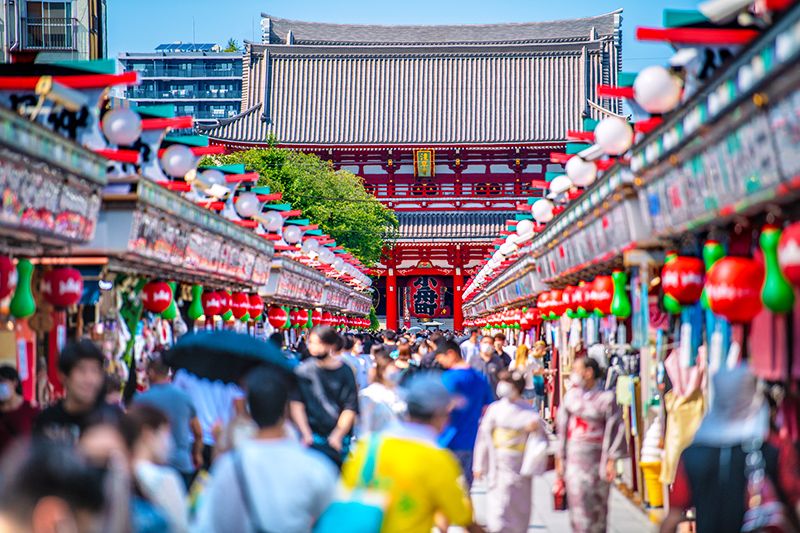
[135,461,189,533]
[172,369,244,445]
[193,438,338,533]
[509,356,544,390]
[358,382,405,436]
[460,339,480,363]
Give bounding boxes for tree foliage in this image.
[223,38,241,52]
[203,148,397,265]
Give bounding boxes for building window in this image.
[24,0,74,49]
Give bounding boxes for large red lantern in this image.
[662,256,705,305]
[295,309,310,328]
[219,291,232,315]
[779,222,800,287]
[311,309,323,327]
[141,281,173,314]
[202,291,222,318]
[248,294,264,319]
[591,276,614,315]
[549,289,564,317]
[563,285,578,315]
[268,306,289,329]
[321,311,333,327]
[231,292,250,319]
[706,257,765,323]
[41,268,83,308]
[0,256,16,300]
[537,292,550,313]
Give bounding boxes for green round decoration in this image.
[187,285,204,321]
[239,312,250,323]
[700,241,725,309]
[760,226,795,313]
[161,281,178,320]
[10,259,35,319]
[610,271,632,319]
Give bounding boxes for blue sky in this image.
[108,0,699,70]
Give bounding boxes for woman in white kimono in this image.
[556,357,627,533]
[473,371,543,533]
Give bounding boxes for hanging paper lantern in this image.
[10,259,35,319]
[161,282,179,320]
[531,199,555,224]
[295,309,310,328]
[706,257,765,323]
[311,309,323,327]
[187,285,204,321]
[321,311,334,326]
[760,225,795,313]
[231,292,250,320]
[0,256,16,300]
[562,285,578,318]
[565,156,597,188]
[101,107,142,146]
[201,291,222,318]
[611,270,632,319]
[778,221,800,287]
[516,219,535,238]
[573,281,589,318]
[591,276,614,316]
[549,175,573,197]
[549,289,564,318]
[234,192,261,219]
[633,65,682,115]
[262,210,284,233]
[141,281,173,314]
[661,256,705,305]
[220,291,233,321]
[41,268,83,308]
[267,305,289,329]
[160,144,196,178]
[248,294,264,320]
[595,117,633,156]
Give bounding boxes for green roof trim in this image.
[250,186,271,194]
[264,203,292,211]
[198,163,246,174]
[663,9,708,28]
[324,241,337,247]
[134,104,175,119]
[55,59,117,74]
[619,72,638,87]
[334,248,347,254]
[582,118,599,131]
[164,134,209,147]
[285,218,310,226]
[515,213,533,220]
[566,142,591,155]
[545,171,564,182]
[305,229,323,236]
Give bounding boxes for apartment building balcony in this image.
[135,67,242,79]
[21,17,78,50]
[127,89,241,100]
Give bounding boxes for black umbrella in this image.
[164,330,298,384]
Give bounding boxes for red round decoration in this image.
[321,311,334,326]
[231,292,250,319]
[141,281,173,313]
[779,222,800,287]
[267,306,289,329]
[549,290,564,316]
[662,256,705,305]
[311,309,323,327]
[295,309,310,328]
[537,292,550,312]
[0,256,16,300]
[563,285,578,314]
[591,276,614,315]
[219,291,232,315]
[706,257,765,323]
[248,294,264,318]
[202,291,222,317]
[41,268,83,308]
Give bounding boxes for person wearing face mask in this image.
[0,365,39,456]
[556,357,627,533]
[357,353,405,436]
[470,336,504,397]
[128,404,189,533]
[473,371,543,533]
[290,326,359,468]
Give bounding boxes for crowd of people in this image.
[2,325,796,533]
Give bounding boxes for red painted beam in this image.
[636,27,759,45]
[550,152,572,164]
[141,116,193,131]
[94,148,139,164]
[597,85,635,99]
[531,179,549,189]
[225,172,259,183]
[566,130,595,142]
[596,159,618,171]
[233,220,258,228]
[261,233,282,241]
[634,116,664,134]
[157,144,226,158]
[0,71,138,90]
[157,181,191,192]
[280,210,303,218]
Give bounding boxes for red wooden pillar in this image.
[386,268,398,331]
[453,269,464,331]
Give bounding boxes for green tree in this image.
[223,38,241,52]
[369,307,380,331]
[203,148,397,265]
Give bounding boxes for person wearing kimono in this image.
[556,357,627,533]
[473,371,543,533]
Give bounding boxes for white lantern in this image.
[160,144,196,178]
[283,225,303,244]
[234,192,261,218]
[493,250,505,262]
[333,257,345,271]
[101,108,142,146]
[549,175,573,196]
[319,249,335,264]
[531,198,555,223]
[499,242,517,256]
[262,210,284,232]
[516,219,535,237]
[302,238,320,254]
[565,156,597,187]
[633,65,682,114]
[594,117,634,156]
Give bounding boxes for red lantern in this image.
[0,256,16,300]
[519,310,531,329]
[141,281,173,314]
[550,289,564,316]
[662,256,705,305]
[573,281,588,311]
[267,306,289,329]
[779,222,800,287]
[248,294,264,318]
[41,268,83,308]
[537,292,550,313]
[231,292,250,319]
[311,309,323,327]
[295,309,310,328]
[563,285,578,315]
[202,291,222,318]
[591,276,614,315]
[219,291,232,315]
[321,311,333,327]
[706,257,765,323]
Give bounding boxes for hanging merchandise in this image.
[778,221,800,286]
[311,309,323,327]
[231,292,250,320]
[161,282,179,320]
[661,256,705,306]
[248,294,264,321]
[611,270,632,319]
[705,257,765,323]
[187,285,204,322]
[0,256,17,300]
[592,275,614,316]
[40,268,83,308]
[267,306,289,329]
[759,225,795,313]
[140,281,173,314]
[201,291,222,319]
[10,259,35,319]
[295,308,310,329]
[321,311,334,326]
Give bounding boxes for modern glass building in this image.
[118,43,243,124]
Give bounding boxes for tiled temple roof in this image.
[199,12,621,147]
[395,211,511,242]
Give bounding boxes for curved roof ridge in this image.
[197,102,262,131]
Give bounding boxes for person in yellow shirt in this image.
[342,374,483,533]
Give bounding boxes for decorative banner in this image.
[408,276,444,319]
[413,149,434,178]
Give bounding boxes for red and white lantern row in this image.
[141,281,173,314]
[41,268,83,308]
